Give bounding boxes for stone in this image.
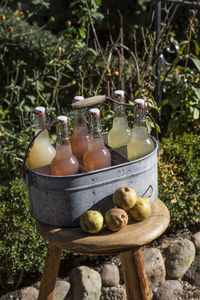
[142,248,166,291]
[21,287,39,300]
[192,232,200,254]
[100,264,120,287]
[184,255,200,288]
[152,280,183,300]
[159,238,179,250]
[69,266,102,300]
[0,287,39,300]
[53,280,71,300]
[165,239,195,279]
[100,285,127,300]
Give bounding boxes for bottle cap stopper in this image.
[134,98,145,108]
[57,115,68,125]
[90,108,100,117]
[35,106,46,115]
[73,96,84,102]
[114,90,124,99]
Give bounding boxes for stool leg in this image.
[38,243,62,300]
[120,248,151,300]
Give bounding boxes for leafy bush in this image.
[0,178,47,295]
[0,131,31,183]
[158,132,200,229]
[0,177,99,295]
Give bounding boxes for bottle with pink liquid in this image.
[70,96,89,164]
[51,116,79,176]
[83,108,111,171]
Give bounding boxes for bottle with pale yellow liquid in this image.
[29,106,56,169]
[108,90,131,157]
[127,99,155,161]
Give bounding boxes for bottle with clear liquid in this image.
[29,106,56,169]
[51,116,79,176]
[127,99,155,161]
[108,90,131,157]
[83,108,111,171]
[70,96,89,164]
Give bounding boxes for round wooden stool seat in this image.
[37,199,170,300]
[36,199,170,255]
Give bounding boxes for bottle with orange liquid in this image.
[83,108,111,171]
[29,106,56,169]
[51,116,79,176]
[70,96,89,164]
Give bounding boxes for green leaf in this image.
[192,40,200,56]
[26,95,36,104]
[46,76,58,81]
[87,48,97,56]
[193,108,199,120]
[94,0,101,5]
[79,28,86,39]
[192,87,200,100]
[189,55,200,72]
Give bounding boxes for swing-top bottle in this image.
[29,106,56,169]
[108,90,131,157]
[127,99,155,161]
[70,96,89,164]
[83,108,111,171]
[51,116,79,176]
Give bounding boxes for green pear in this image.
[129,196,151,221]
[105,208,128,232]
[80,210,104,234]
[113,186,137,210]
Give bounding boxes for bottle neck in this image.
[133,106,146,127]
[35,114,46,131]
[90,115,102,139]
[114,98,126,117]
[56,123,70,146]
[73,109,86,127]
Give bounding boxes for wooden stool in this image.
[36,199,170,300]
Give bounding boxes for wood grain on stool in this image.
[36,199,170,255]
[38,243,62,300]
[120,249,151,300]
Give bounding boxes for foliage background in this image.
[0,0,200,295]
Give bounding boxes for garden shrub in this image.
[158,132,200,229]
[0,131,31,183]
[0,178,47,295]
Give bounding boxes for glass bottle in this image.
[51,116,79,176]
[29,106,56,169]
[127,99,155,161]
[108,90,131,157]
[83,108,111,171]
[70,96,89,164]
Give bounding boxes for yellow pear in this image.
[129,196,151,221]
[113,186,137,210]
[105,208,128,232]
[80,210,104,234]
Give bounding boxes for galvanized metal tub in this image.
[24,137,158,227]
